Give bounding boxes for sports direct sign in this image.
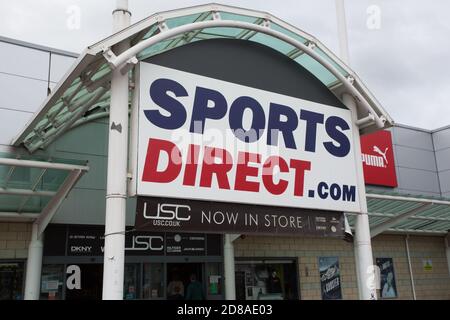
[136,62,361,213]
[360,130,397,187]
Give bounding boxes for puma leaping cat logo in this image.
[373,146,388,164]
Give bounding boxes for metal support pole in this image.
[224,234,238,300]
[405,235,417,299]
[336,1,376,296]
[335,0,350,64]
[343,93,377,300]
[102,0,131,300]
[127,65,139,196]
[24,223,44,300]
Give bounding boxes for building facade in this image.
[1,7,450,300]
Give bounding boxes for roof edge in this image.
[0,35,79,58]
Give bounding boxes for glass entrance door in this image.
[235,259,299,300]
[0,262,24,300]
[65,264,103,300]
[166,263,204,300]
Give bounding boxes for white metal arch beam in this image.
[103,19,386,129]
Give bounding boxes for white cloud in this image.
[0,0,448,129]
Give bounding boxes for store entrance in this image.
[166,263,204,300]
[0,262,24,300]
[65,264,103,300]
[235,259,299,300]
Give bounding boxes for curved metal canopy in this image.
[348,191,450,236]
[0,152,89,236]
[12,3,393,153]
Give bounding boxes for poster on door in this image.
[318,256,342,300]
[376,257,397,299]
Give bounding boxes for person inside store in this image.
[185,273,205,300]
[167,274,184,300]
[266,269,282,294]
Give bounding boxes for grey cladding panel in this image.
[52,188,136,225]
[396,167,440,194]
[392,126,434,151]
[435,148,450,172]
[50,54,76,83]
[394,145,437,171]
[395,188,441,198]
[53,151,106,190]
[0,109,33,145]
[0,73,48,112]
[438,170,450,194]
[53,121,108,156]
[432,128,450,151]
[52,188,106,225]
[0,41,49,80]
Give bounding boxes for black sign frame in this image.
[135,196,344,238]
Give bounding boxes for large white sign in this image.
[136,62,361,213]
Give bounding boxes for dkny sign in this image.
[43,225,221,257]
[135,197,344,237]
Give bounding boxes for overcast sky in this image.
[0,0,449,130]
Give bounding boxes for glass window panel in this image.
[200,26,245,38]
[219,12,260,24]
[0,262,25,300]
[164,35,191,51]
[40,264,64,300]
[271,23,308,45]
[137,25,158,42]
[0,152,85,165]
[143,263,164,299]
[314,47,349,77]
[166,13,205,29]
[206,263,222,297]
[0,194,25,211]
[136,39,176,60]
[194,32,230,40]
[25,195,51,213]
[124,263,140,300]
[294,54,338,86]
[41,169,70,192]
[248,33,296,55]
[0,164,53,212]
[7,166,32,189]
[0,162,67,193]
[64,264,102,299]
[235,260,298,300]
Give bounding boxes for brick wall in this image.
[371,234,417,299]
[1,222,449,300]
[408,236,450,299]
[0,222,31,259]
[371,234,450,299]
[234,234,450,300]
[234,235,358,300]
